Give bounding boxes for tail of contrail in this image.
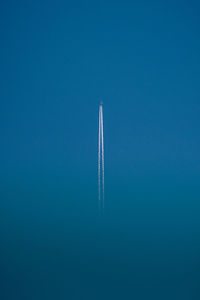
[98,102,104,214]
[98,106,101,211]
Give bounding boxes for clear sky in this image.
[0,0,200,299]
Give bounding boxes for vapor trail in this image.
[98,102,104,213]
[101,106,104,209]
[98,106,101,210]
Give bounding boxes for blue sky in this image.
[1,0,200,180]
[0,1,200,299]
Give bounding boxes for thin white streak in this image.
[101,106,104,210]
[98,103,104,214]
[98,106,101,211]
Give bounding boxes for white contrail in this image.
[98,102,104,214]
[101,105,104,210]
[98,106,101,210]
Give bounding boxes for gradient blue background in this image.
[0,0,200,299]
